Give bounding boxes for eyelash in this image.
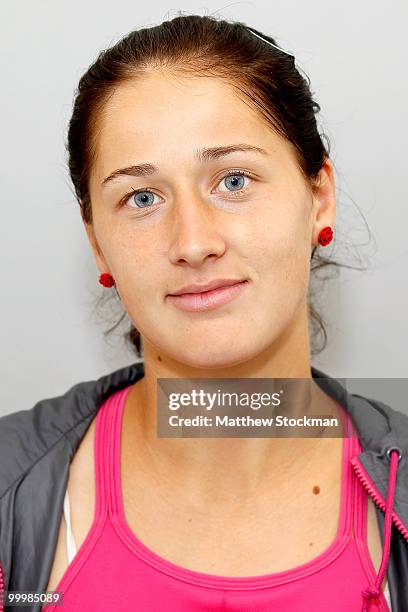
[118,169,254,210]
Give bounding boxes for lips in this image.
[169,278,247,296]
[166,280,249,312]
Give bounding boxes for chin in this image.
[174,344,257,370]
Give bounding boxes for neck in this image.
[123,304,342,503]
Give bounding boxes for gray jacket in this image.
[0,362,407,611]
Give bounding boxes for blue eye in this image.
[124,190,159,208]
[217,171,250,193]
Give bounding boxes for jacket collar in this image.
[91,361,408,455]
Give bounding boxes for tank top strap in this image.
[334,402,360,540]
[336,404,368,542]
[349,425,369,541]
[94,384,133,519]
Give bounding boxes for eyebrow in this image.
[101,143,268,187]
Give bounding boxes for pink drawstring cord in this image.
[361,448,400,611]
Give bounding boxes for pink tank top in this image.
[42,384,390,612]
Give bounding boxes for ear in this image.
[311,157,336,244]
[82,217,110,275]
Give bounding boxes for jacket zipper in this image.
[351,454,408,543]
[0,558,4,612]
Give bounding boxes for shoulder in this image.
[347,391,408,452]
[0,380,97,500]
[0,362,144,500]
[313,366,408,453]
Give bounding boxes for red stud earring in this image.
[317,226,333,247]
[99,273,116,288]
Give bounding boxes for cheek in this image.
[249,205,307,254]
[116,260,158,305]
[249,208,311,296]
[102,232,158,307]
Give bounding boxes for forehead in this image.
[92,71,294,182]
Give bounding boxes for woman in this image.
[0,14,407,612]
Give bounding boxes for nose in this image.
[167,195,227,268]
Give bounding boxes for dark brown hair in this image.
[66,13,368,358]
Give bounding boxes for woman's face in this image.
[86,71,335,369]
